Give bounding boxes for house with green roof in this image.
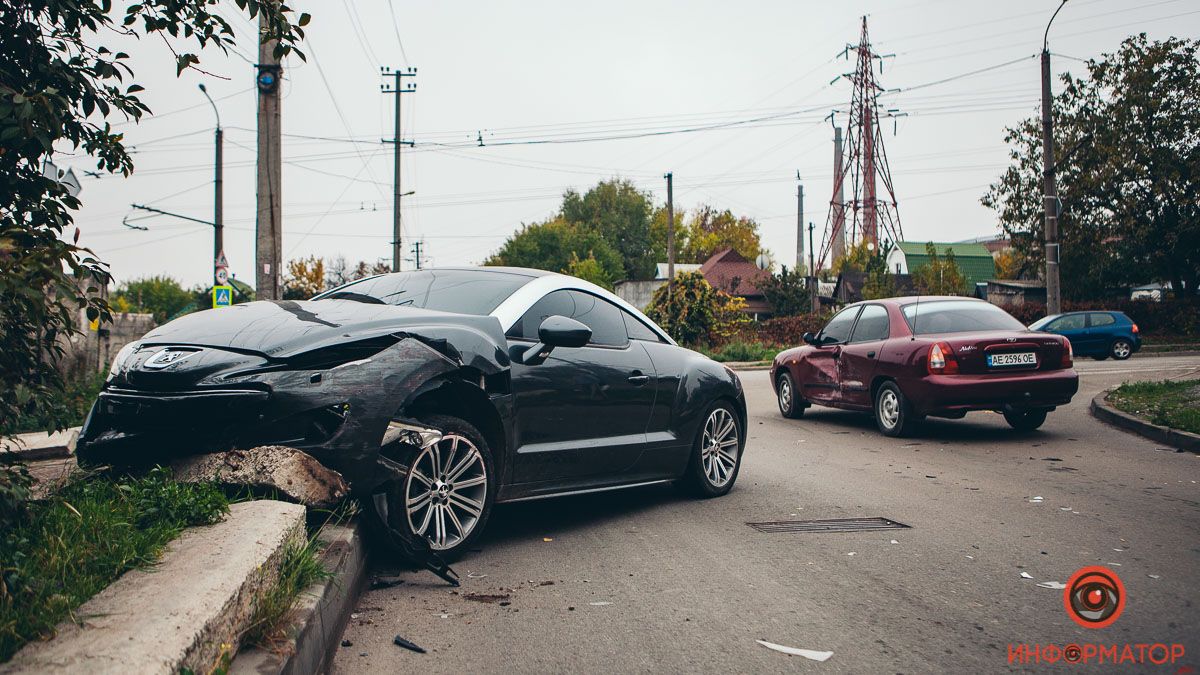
[885,241,996,290]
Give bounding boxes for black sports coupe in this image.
[78,267,747,558]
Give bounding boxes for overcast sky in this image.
[62,0,1200,288]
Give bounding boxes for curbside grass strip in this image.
[1090,390,1200,454]
[1,500,307,675]
[229,519,367,675]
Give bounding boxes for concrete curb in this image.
[2,500,307,674]
[1089,390,1200,454]
[0,427,79,461]
[1140,349,1200,358]
[230,519,367,675]
[725,361,772,371]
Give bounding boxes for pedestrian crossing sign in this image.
[213,285,233,308]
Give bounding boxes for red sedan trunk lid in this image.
[937,331,1069,374]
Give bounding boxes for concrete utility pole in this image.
[796,179,804,273]
[1041,0,1067,314]
[255,11,283,300]
[665,171,675,301]
[808,222,819,313]
[198,84,223,279]
[382,67,417,272]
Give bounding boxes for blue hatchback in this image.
[1029,311,1141,360]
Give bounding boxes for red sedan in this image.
[770,297,1079,436]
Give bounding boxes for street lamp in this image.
[1041,0,1067,314]
[198,83,224,282]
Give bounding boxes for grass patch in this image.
[0,371,105,436]
[1108,379,1200,435]
[697,340,783,363]
[0,467,228,662]
[240,533,329,650]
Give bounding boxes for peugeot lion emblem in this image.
[143,348,197,370]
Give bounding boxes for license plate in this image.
[987,352,1037,368]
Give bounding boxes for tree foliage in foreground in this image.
[0,1,308,433]
[982,34,1200,299]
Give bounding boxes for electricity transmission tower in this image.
[818,16,904,270]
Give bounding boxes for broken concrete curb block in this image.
[0,427,79,461]
[1,500,307,675]
[171,446,351,508]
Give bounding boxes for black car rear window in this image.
[314,269,530,316]
[901,300,1026,335]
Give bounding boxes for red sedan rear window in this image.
[902,300,1025,335]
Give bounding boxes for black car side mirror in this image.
[802,331,819,346]
[515,315,591,366]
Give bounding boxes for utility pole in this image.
[796,178,804,273]
[808,222,819,313]
[198,84,223,281]
[255,8,283,300]
[1041,0,1067,315]
[382,66,417,272]
[665,171,675,301]
[410,240,425,270]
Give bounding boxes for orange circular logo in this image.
[1064,566,1125,629]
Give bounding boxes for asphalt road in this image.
[333,355,1200,674]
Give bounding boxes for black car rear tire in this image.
[874,381,918,437]
[370,414,495,561]
[1111,339,1133,360]
[776,372,804,419]
[680,401,743,498]
[1003,409,1047,431]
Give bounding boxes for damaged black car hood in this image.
[139,299,510,371]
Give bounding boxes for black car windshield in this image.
[313,269,531,315]
[901,300,1026,335]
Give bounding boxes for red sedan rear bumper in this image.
[905,368,1079,415]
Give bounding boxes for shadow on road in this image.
[777,407,1080,445]
[480,483,683,547]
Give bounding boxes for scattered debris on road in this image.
[1020,572,1033,579]
[756,639,834,662]
[393,635,426,654]
[370,576,405,590]
[1036,581,1066,589]
[464,592,511,604]
[589,601,612,606]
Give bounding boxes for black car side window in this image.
[565,291,629,347]
[849,304,890,343]
[622,311,664,343]
[507,290,575,341]
[819,306,861,345]
[506,290,629,348]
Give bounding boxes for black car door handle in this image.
[628,373,650,385]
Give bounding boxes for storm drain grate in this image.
[746,517,911,534]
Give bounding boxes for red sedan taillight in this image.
[927,342,959,375]
[1061,338,1073,368]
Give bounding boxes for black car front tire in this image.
[776,372,804,418]
[371,414,495,561]
[874,381,918,437]
[680,401,743,498]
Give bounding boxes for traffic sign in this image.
[215,267,229,285]
[213,285,233,308]
[215,250,229,269]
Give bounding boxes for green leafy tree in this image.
[283,255,326,299]
[983,35,1200,298]
[564,251,616,290]
[831,239,875,276]
[485,217,624,282]
[645,271,748,346]
[0,1,308,435]
[757,266,810,317]
[911,243,968,295]
[861,255,897,300]
[679,206,764,263]
[562,179,657,281]
[110,275,194,323]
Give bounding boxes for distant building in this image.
[698,248,772,318]
[886,241,996,289]
[986,279,1046,308]
[654,263,702,279]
